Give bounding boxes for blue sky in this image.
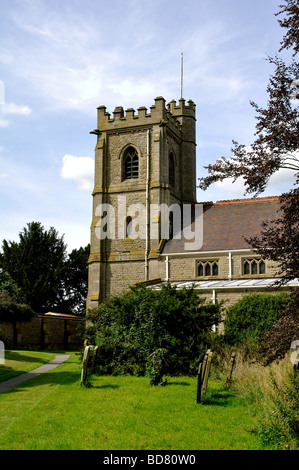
[0,0,297,251]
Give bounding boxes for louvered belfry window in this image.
[124,147,139,179]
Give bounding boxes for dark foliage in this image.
[86,283,221,377]
[224,292,292,346]
[248,185,299,283]
[198,1,299,287]
[59,244,90,316]
[198,57,299,196]
[0,292,35,322]
[276,0,299,56]
[0,222,67,313]
[257,288,299,364]
[0,222,89,316]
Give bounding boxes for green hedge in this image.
[86,283,221,377]
[224,292,292,346]
[0,292,35,322]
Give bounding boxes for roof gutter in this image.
[160,248,253,256]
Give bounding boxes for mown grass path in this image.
[0,351,260,450]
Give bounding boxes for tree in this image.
[0,222,67,313]
[198,56,299,196]
[224,292,292,346]
[0,223,90,316]
[86,283,221,377]
[276,0,299,56]
[198,1,299,196]
[249,185,299,284]
[198,0,299,283]
[60,244,90,316]
[197,1,299,365]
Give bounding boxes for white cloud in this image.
[0,172,8,179]
[0,118,9,127]
[61,154,94,190]
[108,79,156,103]
[3,102,32,115]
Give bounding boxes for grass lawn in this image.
[0,350,260,450]
[0,350,56,381]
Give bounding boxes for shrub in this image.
[85,283,221,377]
[257,288,299,364]
[146,348,168,386]
[224,292,292,346]
[0,292,35,322]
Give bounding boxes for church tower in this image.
[87,96,196,308]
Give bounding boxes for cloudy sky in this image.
[0,0,297,251]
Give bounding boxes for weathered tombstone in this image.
[197,349,213,402]
[201,350,209,382]
[202,350,212,395]
[197,362,203,403]
[91,346,98,374]
[225,351,236,388]
[81,345,91,384]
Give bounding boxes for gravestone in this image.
[81,345,91,384]
[225,352,236,387]
[197,349,213,403]
[91,346,98,374]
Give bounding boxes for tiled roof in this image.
[162,196,281,253]
[44,312,80,318]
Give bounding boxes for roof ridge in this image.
[213,196,280,205]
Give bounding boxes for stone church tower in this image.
[86,96,196,308]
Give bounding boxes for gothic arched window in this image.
[169,151,175,187]
[242,258,266,275]
[197,260,219,277]
[126,216,133,238]
[124,146,139,180]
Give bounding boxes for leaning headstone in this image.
[201,350,209,382]
[91,346,98,374]
[197,362,203,403]
[225,352,236,388]
[81,345,91,384]
[202,350,212,395]
[197,349,213,403]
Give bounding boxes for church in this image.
[86,96,297,310]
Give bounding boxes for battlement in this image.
[167,98,196,118]
[95,96,196,132]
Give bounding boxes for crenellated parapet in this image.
[167,98,196,119]
[93,96,195,133]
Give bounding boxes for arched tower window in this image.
[126,216,133,238]
[169,151,175,187]
[124,146,139,180]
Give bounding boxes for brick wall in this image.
[0,315,84,350]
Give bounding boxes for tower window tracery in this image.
[124,146,139,179]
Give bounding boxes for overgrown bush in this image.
[257,288,299,364]
[85,283,221,377]
[224,292,292,346]
[0,292,35,322]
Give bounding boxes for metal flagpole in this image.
[181,52,183,99]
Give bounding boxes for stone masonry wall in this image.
[0,315,83,350]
